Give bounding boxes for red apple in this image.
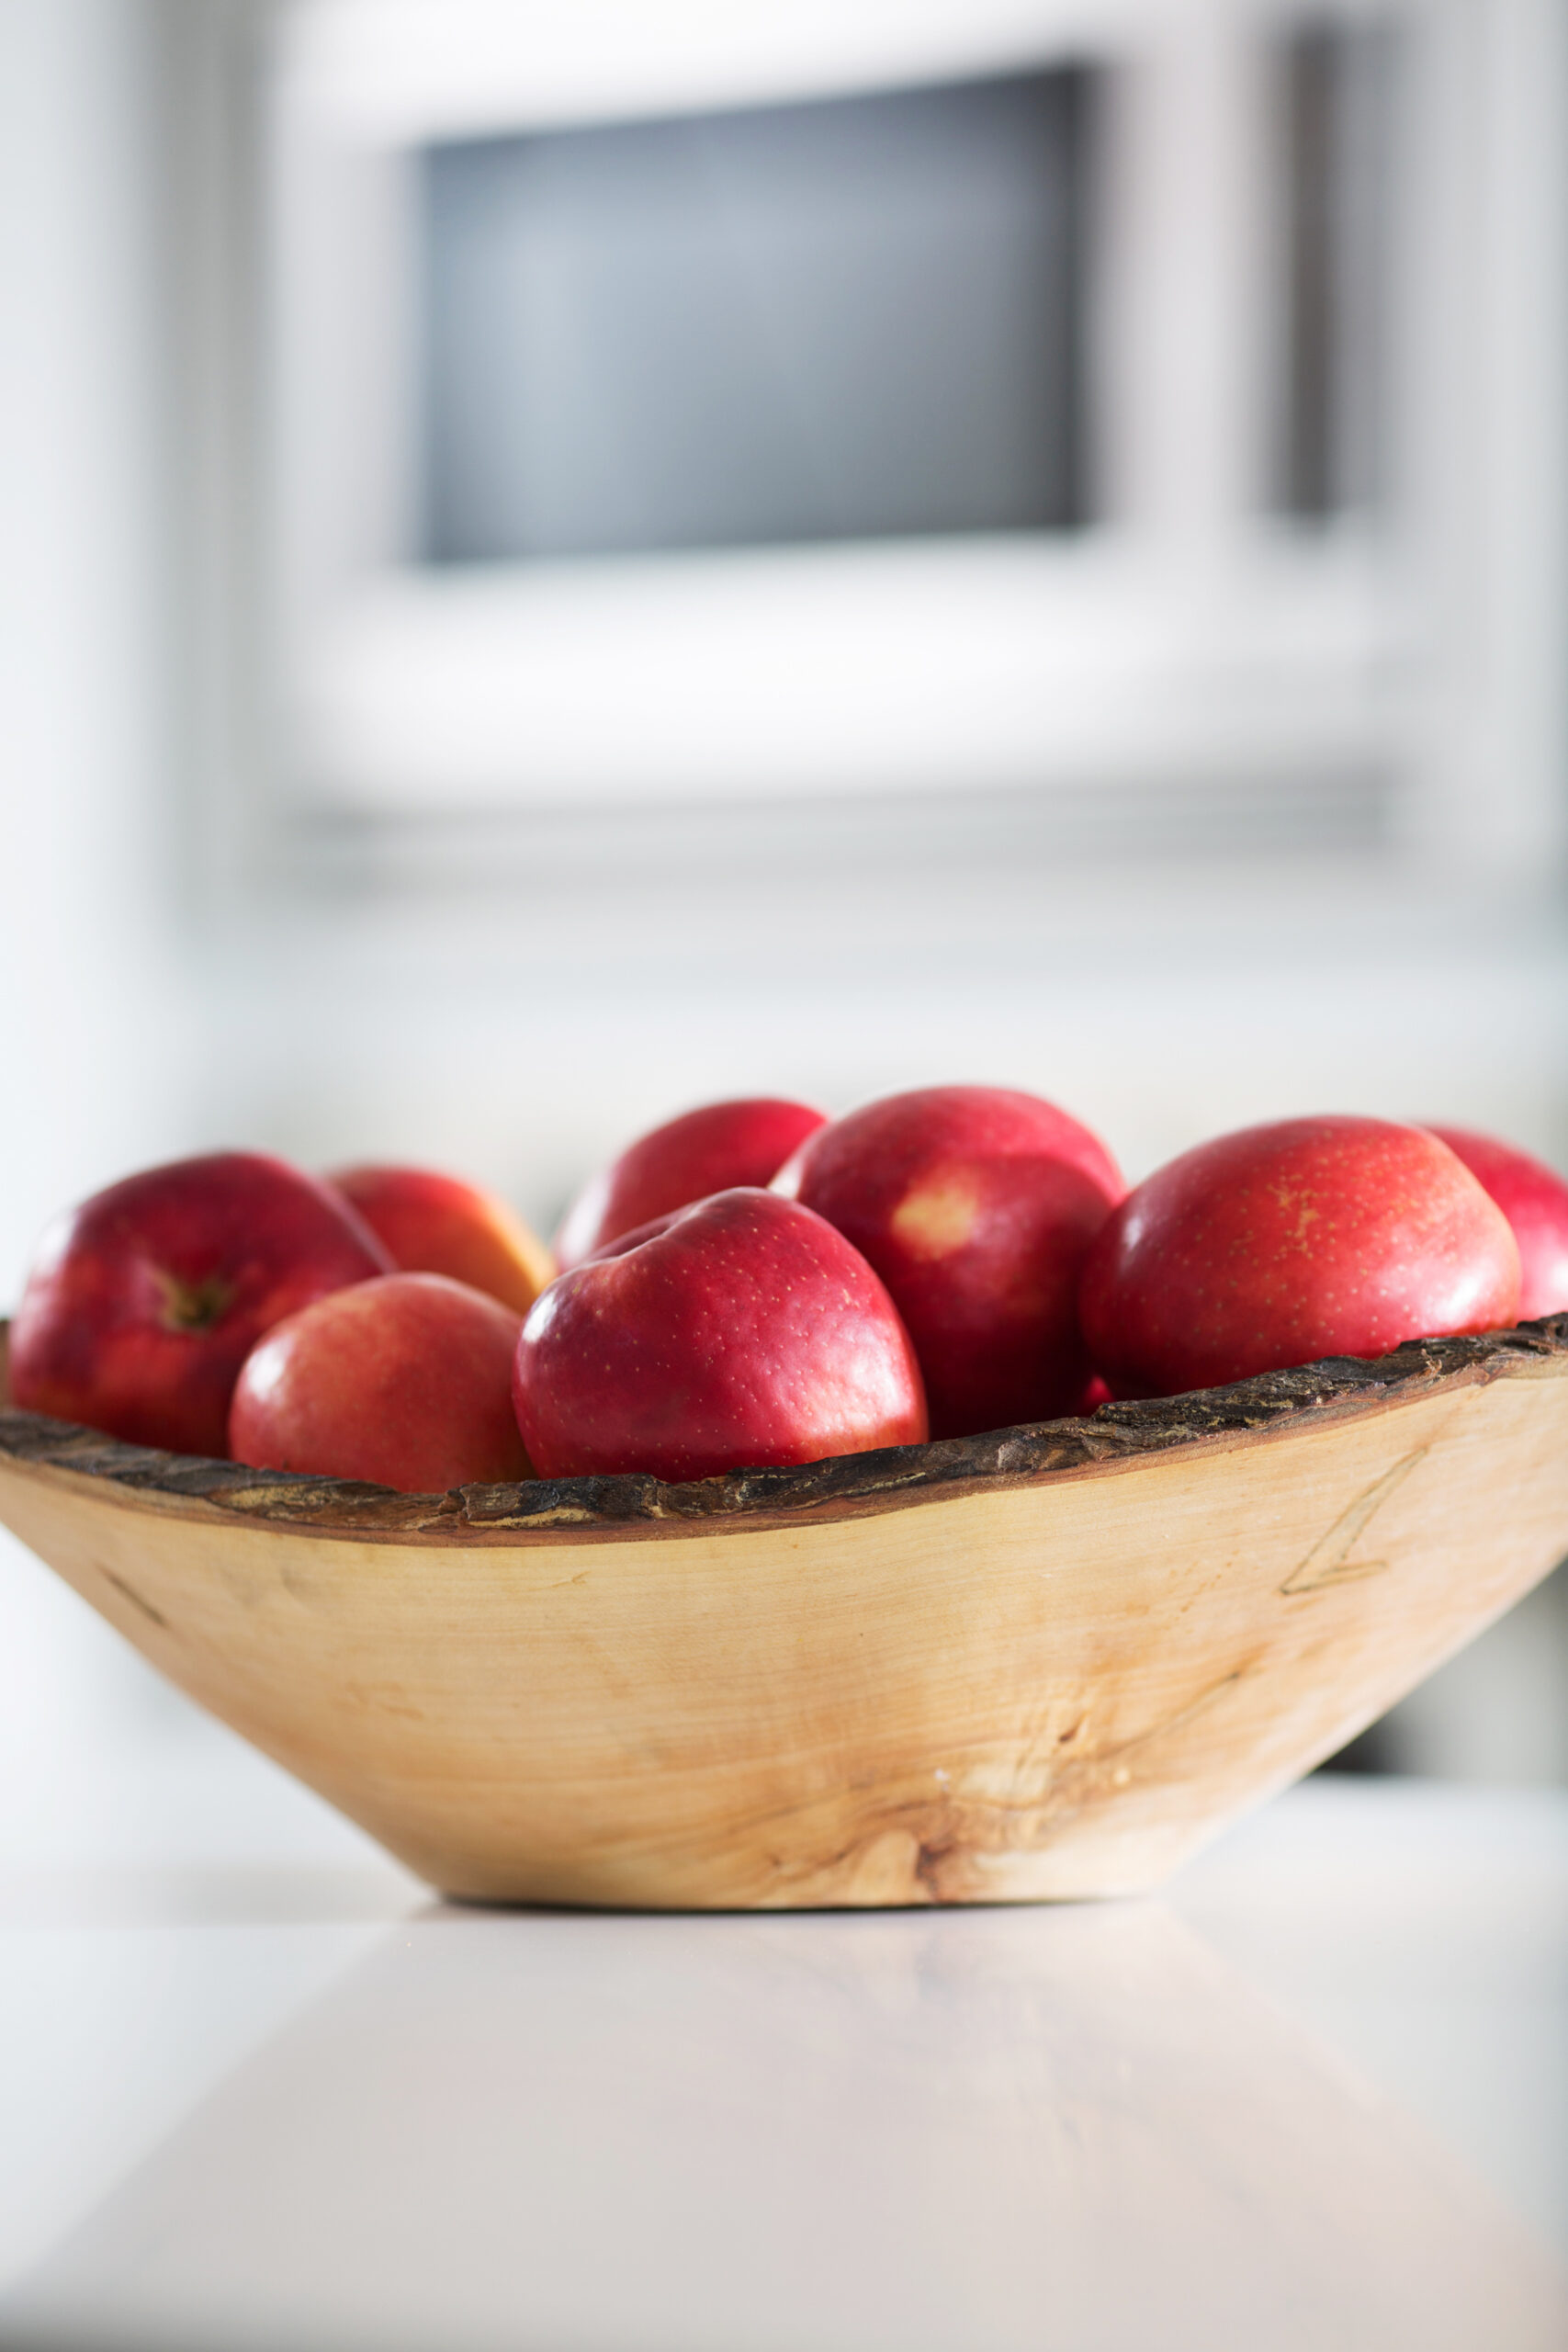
[1079,1115,1521,1399]
[8,1152,392,1457]
[330,1162,555,1315]
[229,1272,531,1494]
[775,1086,1125,1438]
[1424,1126,1568,1320]
[554,1097,827,1269]
[513,1188,927,1481]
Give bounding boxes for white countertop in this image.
[1,1699,1565,2351]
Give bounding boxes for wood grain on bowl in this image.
[1,1318,1566,1908]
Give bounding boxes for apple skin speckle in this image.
[230,1272,530,1493]
[1079,1116,1521,1400]
[513,1189,927,1483]
[554,1099,826,1270]
[785,1087,1125,1439]
[9,1152,391,1458]
[1424,1125,1568,1320]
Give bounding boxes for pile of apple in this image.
[7,1090,1568,1495]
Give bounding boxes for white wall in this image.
[0,0,195,1297]
[0,0,210,1811]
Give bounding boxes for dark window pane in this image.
[421,68,1096,563]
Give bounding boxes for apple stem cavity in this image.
[153,1269,236,1334]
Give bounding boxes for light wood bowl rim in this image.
[3,1316,1564,1549]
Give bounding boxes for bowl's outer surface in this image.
[2,1325,1567,1906]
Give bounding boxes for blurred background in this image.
[2,0,1565,1807]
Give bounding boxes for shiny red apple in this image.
[775,1086,1125,1438]
[513,1188,927,1481]
[554,1096,827,1269]
[1424,1126,1568,1320]
[1079,1115,1521,1400]
[330,1162,556,1315]
[229,1272,531,1494]
[8,1152,392,1457]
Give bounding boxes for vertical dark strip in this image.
[1058,64,1100,530]
[1283,25,1337,517]
[1336,19,1398,514]
[417,142,444,564]
[1278,17,1398,521]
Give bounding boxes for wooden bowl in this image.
[2,1318,1566,1908]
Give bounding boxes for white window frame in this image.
[176,0,1568,901]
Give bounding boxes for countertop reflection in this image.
[1,1770,1564,2352]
